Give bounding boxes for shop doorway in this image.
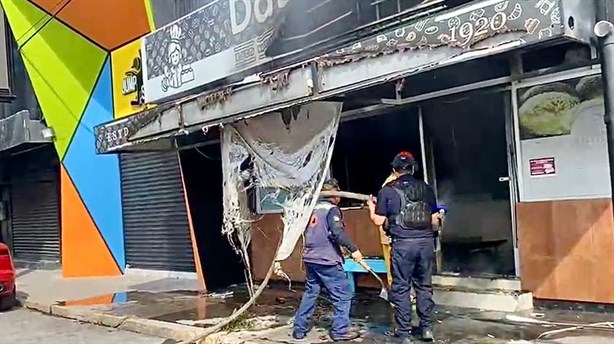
[422,90,516,277]
[179,144,245,291]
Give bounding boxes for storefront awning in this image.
[94,0,597,154]
[0,110,52,153]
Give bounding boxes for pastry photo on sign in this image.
[518,75,604,140]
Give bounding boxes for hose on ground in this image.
[178,241,281,344]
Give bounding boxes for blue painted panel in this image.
[64,57,125,270]
[343,259,388,273]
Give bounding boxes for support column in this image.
[595,0,614,217]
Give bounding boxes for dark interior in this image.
[179,144,245,291]
[332,107,423,205]
[422,92,510,201]
[333,87,515,277]
[422,91,515,276]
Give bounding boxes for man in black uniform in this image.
[367,151,440,343]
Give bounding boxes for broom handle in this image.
[320,190,371,202]
[356,259,386,286]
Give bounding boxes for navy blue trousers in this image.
[293,262,352,336]
[390,237,435,334]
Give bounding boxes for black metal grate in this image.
[9,146,60,262]
[120,151,195,272]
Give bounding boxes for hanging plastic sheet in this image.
[221,101,342,289]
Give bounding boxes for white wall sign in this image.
[529,157,556,177]
[517,72,611,201]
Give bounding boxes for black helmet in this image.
[391,151,417,171]
[321,178,340,192]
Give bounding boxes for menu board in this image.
[517,71,611,201]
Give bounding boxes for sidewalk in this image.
[14,269,614,344]
[16,268,215,342]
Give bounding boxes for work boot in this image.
[385,329,414,343]
[330,330,360,342]
[384,329,400,337]
[292,331,307,342]
[421,327,434,342]
[400,337,415,344]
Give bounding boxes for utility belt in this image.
[389,220,432,231]
[390,236,434,245]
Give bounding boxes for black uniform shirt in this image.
[375,174,438,239]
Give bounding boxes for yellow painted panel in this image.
[111,38,145,119]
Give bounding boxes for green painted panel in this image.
[21,18,106,160]
[1,0,50,47]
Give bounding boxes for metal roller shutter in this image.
[120,152,195,272]
[9,146,60,262]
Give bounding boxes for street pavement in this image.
[0,308,173,344]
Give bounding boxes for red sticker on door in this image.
[529,157,556,177]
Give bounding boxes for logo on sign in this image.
[229,0,289,35]
[161,25,195,93]
[123,50,145,107]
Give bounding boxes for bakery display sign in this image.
[518,73,611,201]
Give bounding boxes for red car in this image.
[0,243,16,310]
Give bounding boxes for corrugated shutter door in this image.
[120,152,195,272]
[10,147,60,262]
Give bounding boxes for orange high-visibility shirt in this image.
[378,174,397,244]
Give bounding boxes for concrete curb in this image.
[22,299,212,342]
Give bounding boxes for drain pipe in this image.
[595,0,614,217]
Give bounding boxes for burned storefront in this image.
[94,0,613,306]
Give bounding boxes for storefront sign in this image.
[518,71,611,201]
[142,0,289,103]
[322,0,564,64]
[112,39,146,119]
[94,110,158,153]
[529,157,556,177]
[95,0,592,155]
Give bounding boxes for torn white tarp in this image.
[221,101,342,284]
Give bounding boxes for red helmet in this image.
[391,151,417,171]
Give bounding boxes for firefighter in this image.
[367,152,442,343]
[293,179,362,342]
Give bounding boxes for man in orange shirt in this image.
[379,173,397,286]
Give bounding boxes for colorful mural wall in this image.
[0,0,154,277]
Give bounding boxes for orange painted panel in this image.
[61,165,121,277]
[517,198,614,304]
[63,294,114,306]
[30,0,71,15]
[178,156,206,290]
[34,0,151,50]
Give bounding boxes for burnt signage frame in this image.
[95,0,595,154]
